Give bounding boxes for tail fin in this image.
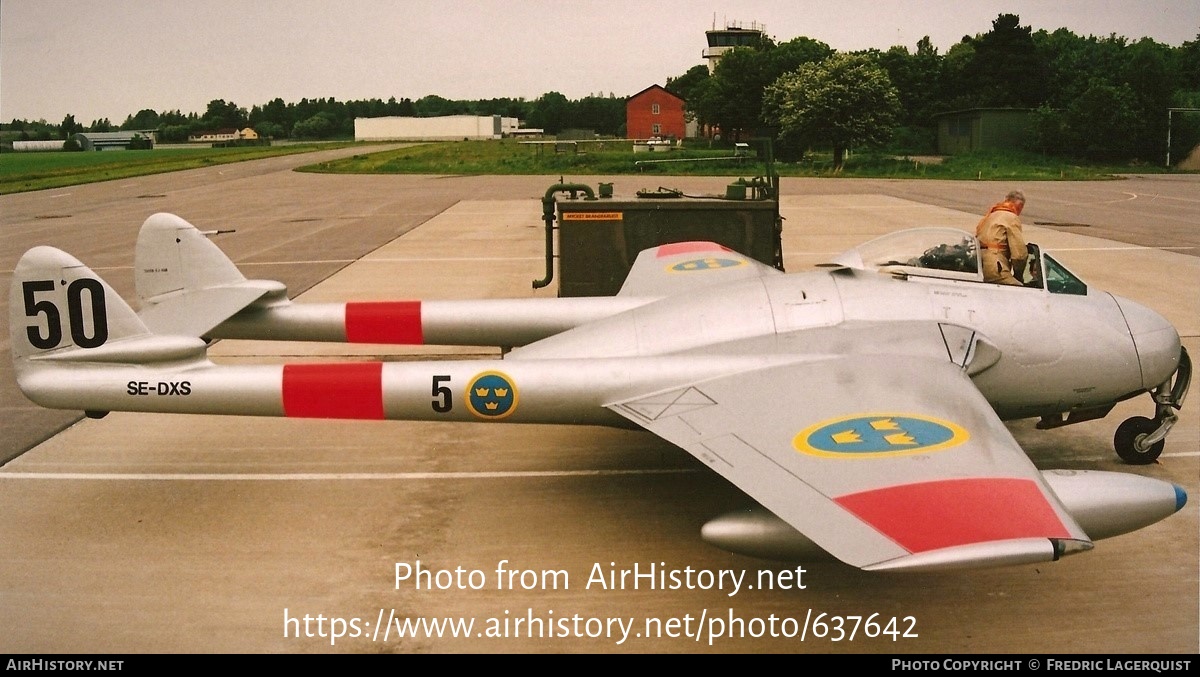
[135,212,245,301]
[134,213,286,337]
[11,246,150,361]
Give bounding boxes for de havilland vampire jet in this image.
[9,213,1190,572]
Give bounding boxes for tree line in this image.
[3,14,1198,163]
[3,93,629,144]
[667,14,1200,164]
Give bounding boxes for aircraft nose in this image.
[1112,294,1182,390]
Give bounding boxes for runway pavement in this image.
[0,156,1196,652]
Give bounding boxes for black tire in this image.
[1114,416,1164,465]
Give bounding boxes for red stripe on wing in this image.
[345,301,423,344]
[655,242,732,258]
[835,478,1071,553]
[282,362,384,419]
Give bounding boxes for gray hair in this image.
[1006,190,1026,203]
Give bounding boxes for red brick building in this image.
[626,85,686,139]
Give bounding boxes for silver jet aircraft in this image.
[10,213,1189,572]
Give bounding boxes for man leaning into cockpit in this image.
[976,190,1028,286]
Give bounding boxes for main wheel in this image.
[1114,416,1164,465]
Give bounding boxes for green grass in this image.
[0,143,361,194]
[298,139,771,176]
[837,150,1167,180]
[2,140,1173,194]
[298,139,1167,181]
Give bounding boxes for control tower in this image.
[703,20,766,73]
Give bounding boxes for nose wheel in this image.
[1115,347,1190,465]
[1114,416,1166,464]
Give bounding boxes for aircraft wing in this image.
[617,242,781,297]
[607,351,1093,571]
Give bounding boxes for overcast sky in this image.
[2,0,1197,124]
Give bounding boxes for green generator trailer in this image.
[534,162,783,297]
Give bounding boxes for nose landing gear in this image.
[1115,347,1191,464]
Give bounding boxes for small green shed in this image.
[934,108,1033,155]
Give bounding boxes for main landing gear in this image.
[1115,347,1191,465]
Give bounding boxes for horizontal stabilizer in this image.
[139,279,286,337]
[28,334,208,365]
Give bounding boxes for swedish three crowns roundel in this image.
[466,371,518,420]
[793,414,969,458]
[667,257,746,273]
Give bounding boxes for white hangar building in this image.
[354,115,519,141]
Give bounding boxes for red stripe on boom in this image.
[282,363,384,419]
[345,301,423,344]
[835,478,1071,553]
[655,242,731,258]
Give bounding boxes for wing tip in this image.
[653,241,733,258]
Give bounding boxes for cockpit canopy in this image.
[825,227,1088,295]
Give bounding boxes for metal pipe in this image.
[634,155,744,168]
[533,181,597,289]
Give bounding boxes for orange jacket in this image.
[976,201,1028,282]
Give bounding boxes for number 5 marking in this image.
[23,280,62,349]
[431,375,453,413]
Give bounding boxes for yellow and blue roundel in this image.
[466,371,518,420]
[793,414,969,458]
[667,257,746,273]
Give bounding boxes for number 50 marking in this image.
[23,279,109,349]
